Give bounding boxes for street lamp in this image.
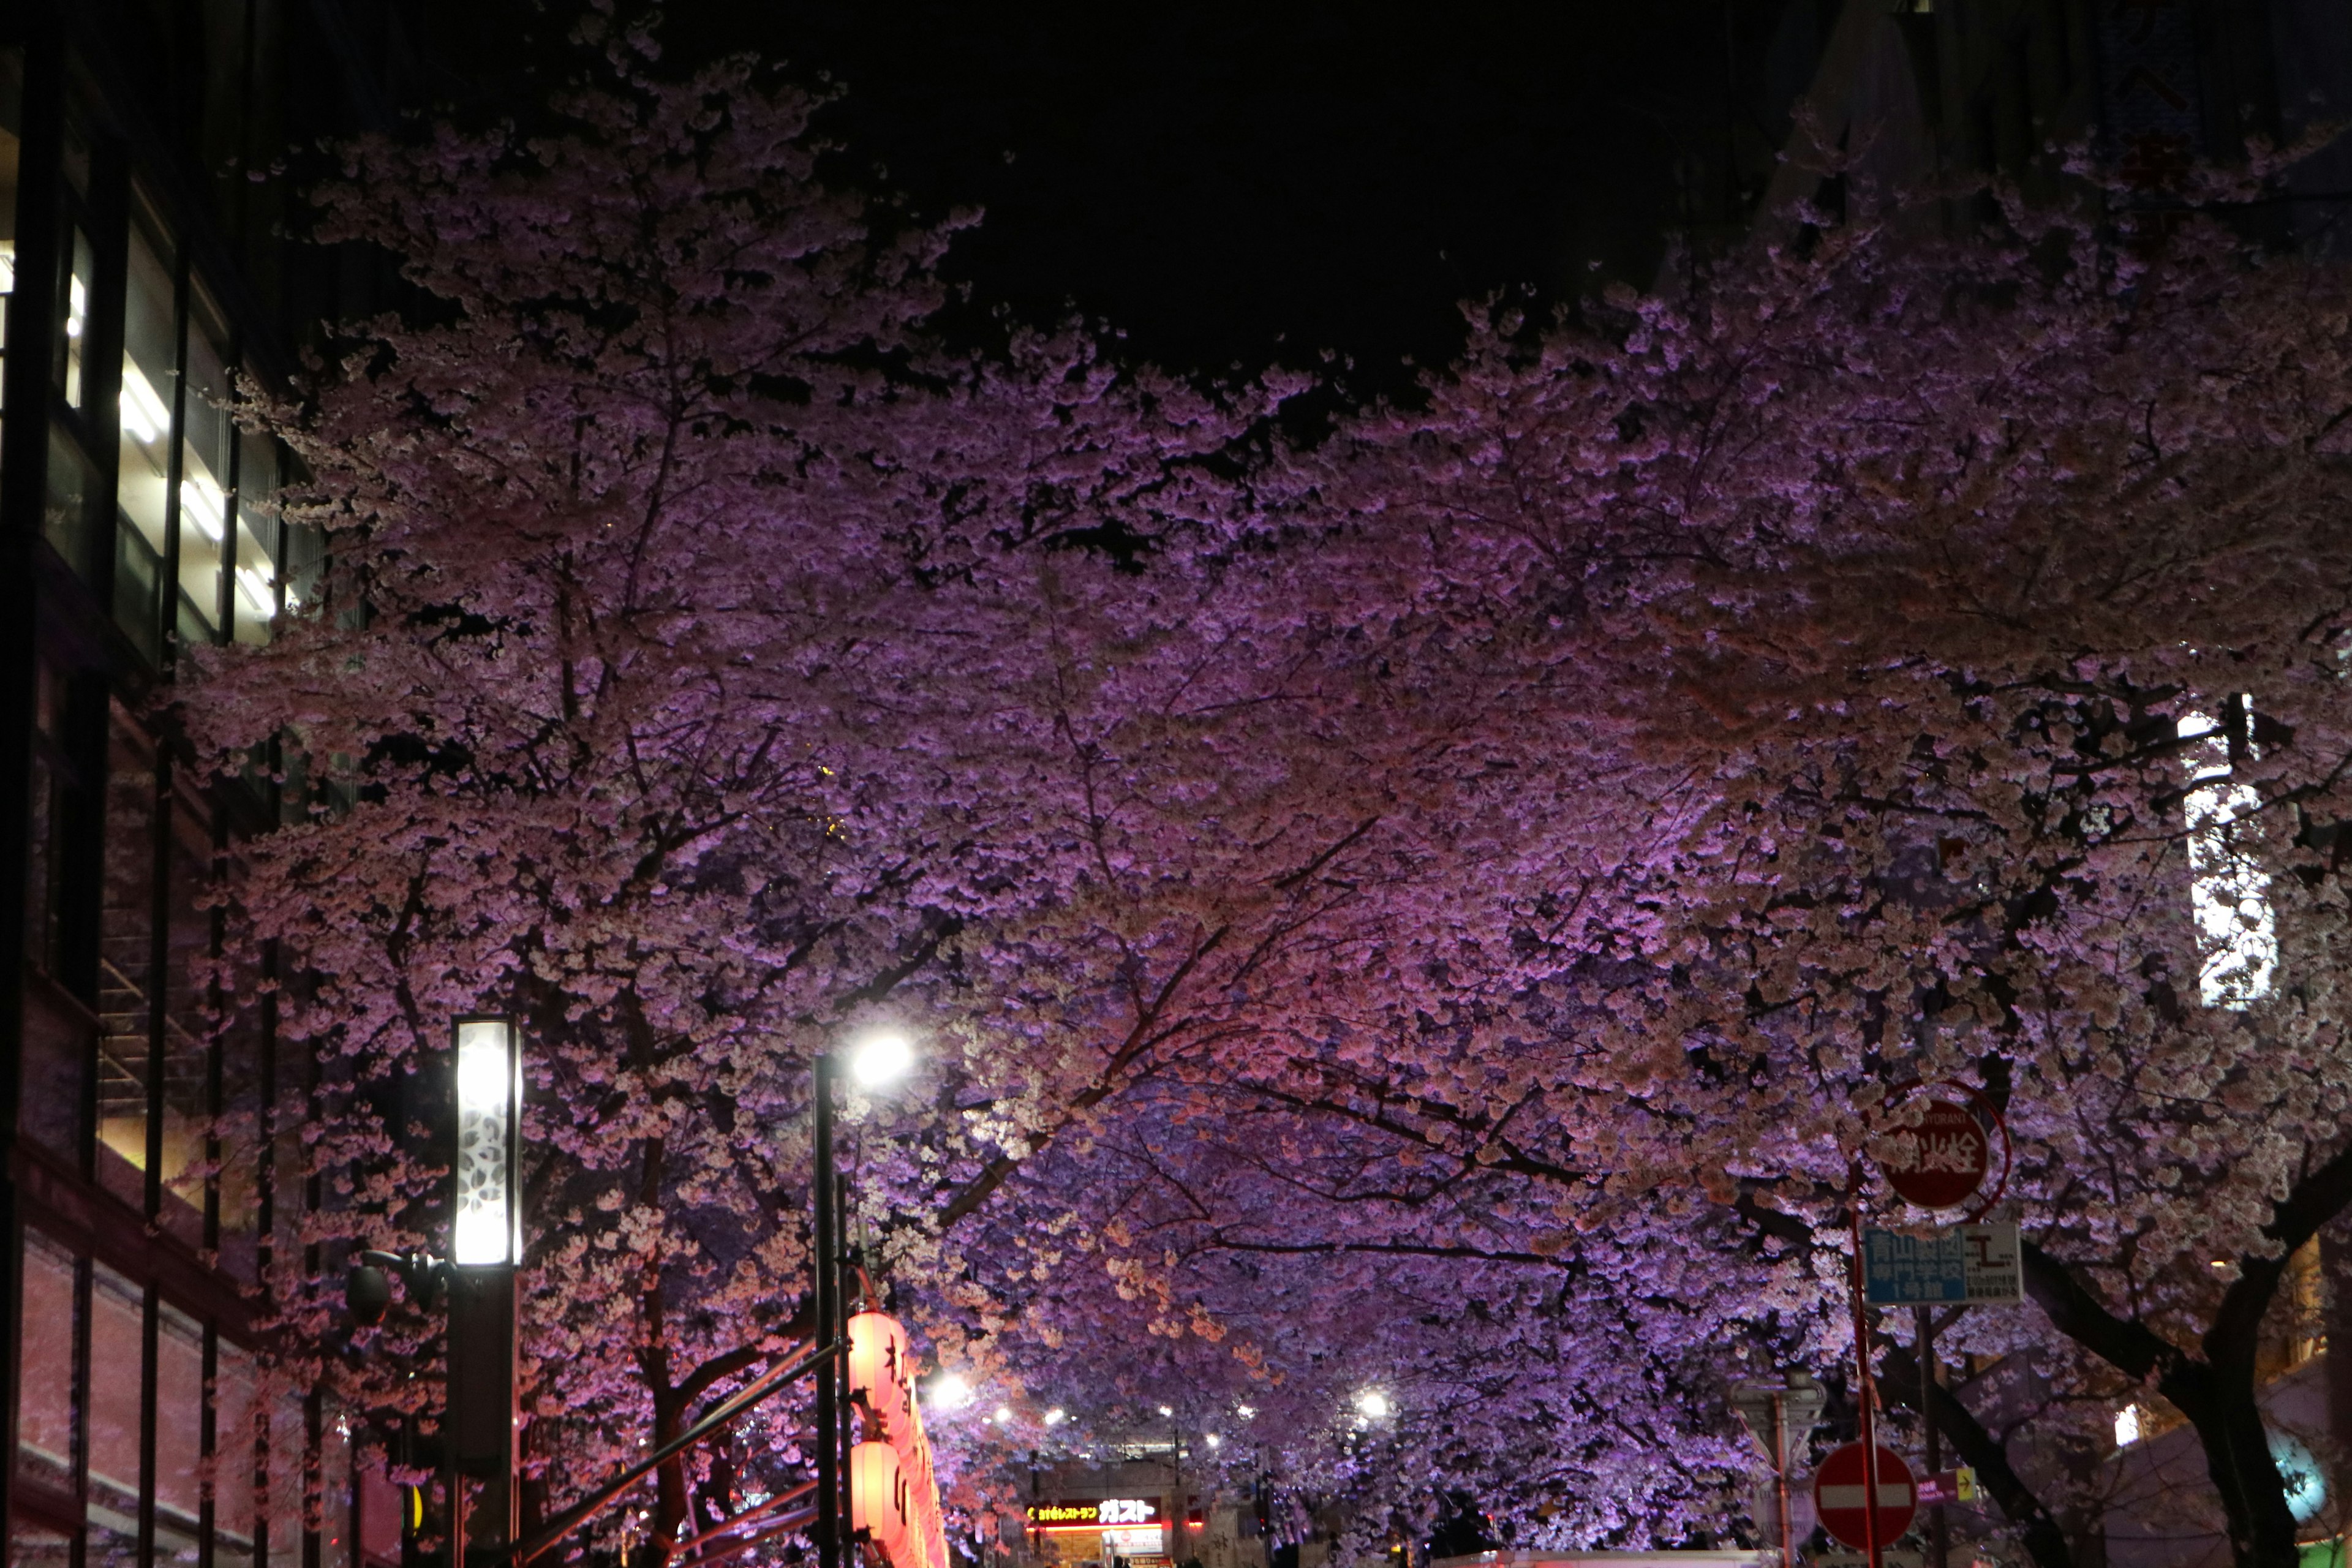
[817,1025,917,1568]
[448,1015,524,1567]
[848,1028,915,1090]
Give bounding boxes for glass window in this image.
[320,1401,353,1568]
[266,1389,306,1568]
[21,968,88,1155]
[160,796,213,1243]
[23,663,87,1153]
[285,518,323,618]
[43,423,100,582]
[118,216,176,653]
[156,1305,205,1568]
[232,427,279,644]
[97,703,156,1208]
[359,1458,402,1567]
[12,1523,74,1568]
[213,1342,260,1568]
[216,918,263,1280]
[55,224,91,409]
[22,658,64,973]
[16,1234,76,1496]
[176,289,232,646]
[85,1264,142,1568]
[0,53,22,420]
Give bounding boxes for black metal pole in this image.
[1919,1305,1947,1568]
[836,1172,853,1547]
[814,1056,839,1568]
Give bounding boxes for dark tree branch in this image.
[1880,1339,2074,1568]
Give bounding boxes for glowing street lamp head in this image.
[1044,1408,1066,1426]
[1354,1390,1393,1420]
[848,1028,915,1089]
[929,1371,973,1410]
[453,1016,524,1267]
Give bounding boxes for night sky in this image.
[446,2,1817,393]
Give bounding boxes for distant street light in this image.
[1354,1390,1393,1421]
[929,1371,974,1409]
[1045,1408,1066,1426]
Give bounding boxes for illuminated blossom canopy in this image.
[195,34,2352,1568]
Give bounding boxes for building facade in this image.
[0,4,457,1567]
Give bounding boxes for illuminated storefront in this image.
[1028,1498,1171,1566]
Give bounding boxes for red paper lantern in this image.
[852,1441,911,1562]
[848,1312,913,1438]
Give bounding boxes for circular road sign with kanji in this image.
[1880,1098,1991,1210]
[1813,1443,1917,1550]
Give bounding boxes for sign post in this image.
[1846,1194,1885,1568]
[1856,1082,2010,1568]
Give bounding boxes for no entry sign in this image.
[1813,1442,1917,1551]
[1879,1099,1991,1209]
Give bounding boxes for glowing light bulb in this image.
[849,1028,914,1088]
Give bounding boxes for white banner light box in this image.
[453,1016,524,1267]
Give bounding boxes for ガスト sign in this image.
[1028,1499,1161,1529]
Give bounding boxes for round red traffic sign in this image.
[1879,1099,1991,1210]
[1812,1442,1916,1551]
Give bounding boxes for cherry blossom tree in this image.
[194,23,2352,1568]
[187,32,1514,1563]
[1125,192,2352,1568]
[905,194,2352,1568]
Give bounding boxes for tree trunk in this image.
[2168,1366,2300,1568]
[2321,1228,2352,1544]
[1878,1340,2073,1568]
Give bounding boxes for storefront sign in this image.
[1028,1499,1163,1531]
[1101,1528,1167,1555]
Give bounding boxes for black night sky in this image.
[434,2,1814,394]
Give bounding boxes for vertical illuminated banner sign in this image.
[448,1016,524,1563]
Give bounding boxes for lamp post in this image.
[448,1015,524,1568]
[818,1029,916,1568]
[814,1050,841,1568]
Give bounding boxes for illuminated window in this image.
[176,289,233,645]
[2179,704,2276,1009]
[56,224,92,407]
[117,209,178,652]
